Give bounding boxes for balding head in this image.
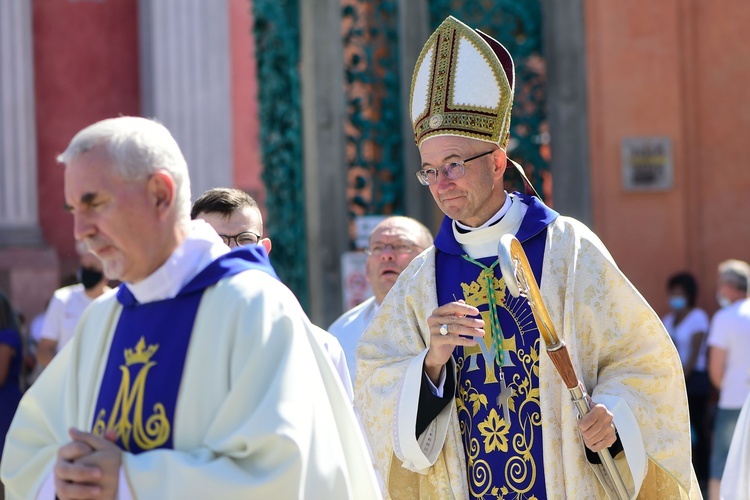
[366,216,433,304]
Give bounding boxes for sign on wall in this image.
[340,251,372,311]
[621,136,673,191]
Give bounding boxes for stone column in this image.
[138,0,234,199]
[542,0,592,226]
[0,0,43,247]
[300,0,348,326]
[0,0,59,322]
[398,0,440,230]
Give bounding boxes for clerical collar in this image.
[455,193,512,232]
[124,220,229,304]
[452,194,527,260]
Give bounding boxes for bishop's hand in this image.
[424,300,485,384]
[577,401,617,453]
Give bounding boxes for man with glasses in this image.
[356,16,698,499]
[192,187,354,400]
[191,187,271,254]
[329,216,433,383]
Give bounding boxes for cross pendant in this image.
[496,370,515,423]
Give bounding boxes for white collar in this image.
[455,193,512,231]
[124,220,229,304]
[452,193,527,260]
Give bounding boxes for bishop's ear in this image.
[491,148,508,179]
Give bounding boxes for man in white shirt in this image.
[1,117,379,499]
[707,259,750,500]
[328,216,433,383]
[37,243,109,367]
[192,187,354,400]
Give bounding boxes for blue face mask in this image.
[669,296,688,310]
[717,292,732,309]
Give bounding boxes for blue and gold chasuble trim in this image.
[92,246,279,454]
[435,193,557,499]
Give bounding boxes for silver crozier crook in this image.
[497,234,630,500]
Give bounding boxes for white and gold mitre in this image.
[410,16,515,149]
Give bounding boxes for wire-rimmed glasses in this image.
[415,149,494,186]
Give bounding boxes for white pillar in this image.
[0,0,42,246]
[138,0,234,200]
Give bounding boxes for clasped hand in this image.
[54,428,122,500]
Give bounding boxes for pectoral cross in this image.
[496,370,515,423]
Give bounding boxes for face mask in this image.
[717,292,732,309]
[669,296,688,310]
[78,266,104,290]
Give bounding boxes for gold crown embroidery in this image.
[461,274,507,309]
[124,336,159,366]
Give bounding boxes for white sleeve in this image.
[39,294,64,342]
[588,395,647,499]
[695,309,710,332]
[394,349,453,474]
[707,311,729,348]
[424,365,447,397]
[721,394,750,499]
[330,341,355,403]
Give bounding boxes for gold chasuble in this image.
[355,194,701,499]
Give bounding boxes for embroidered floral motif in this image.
[478,408,511,453]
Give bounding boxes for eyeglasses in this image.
[365,242,418,256]
[415,149,495,186]
[219,231,261,247]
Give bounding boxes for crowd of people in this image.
[661,263,750,499]
[0,14,748,500]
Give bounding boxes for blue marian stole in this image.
[434,193,557,499]
[91,246,278,454]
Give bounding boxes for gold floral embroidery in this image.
[477,408,510,453]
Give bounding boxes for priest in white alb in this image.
[355,16,700,499]
[1,117,380,500]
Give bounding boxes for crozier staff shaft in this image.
[497,233,630,500]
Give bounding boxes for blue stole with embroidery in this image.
[435,193,557,499]
[91,246,278,454]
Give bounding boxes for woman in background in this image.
[0,290,22,500]
[662,272,711,487]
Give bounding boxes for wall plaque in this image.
[621,136,673,191]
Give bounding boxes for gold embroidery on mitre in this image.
[409,16,514,148]
[93,336,170,451]
[429,113,444,129]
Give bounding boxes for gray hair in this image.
[718,259,750,293]
[57,116,191,222]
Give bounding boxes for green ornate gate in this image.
[251,0,308,308]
